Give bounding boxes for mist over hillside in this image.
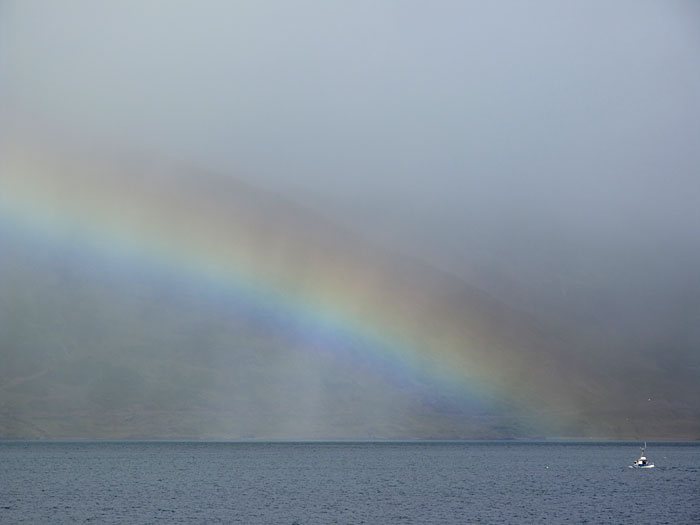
[1,143,698,440]
[1,2,699,439]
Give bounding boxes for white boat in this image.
[630,442,654,468]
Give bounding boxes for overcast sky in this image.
[2,1,699,330]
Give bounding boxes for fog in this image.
[1,1,699,437]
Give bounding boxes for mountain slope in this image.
[1,141,698,439]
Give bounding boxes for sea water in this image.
[1,441,698,524]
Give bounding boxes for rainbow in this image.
[0,140,579,435]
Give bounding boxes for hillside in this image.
[1,142,698,440]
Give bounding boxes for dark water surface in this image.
[1,441,698,524]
